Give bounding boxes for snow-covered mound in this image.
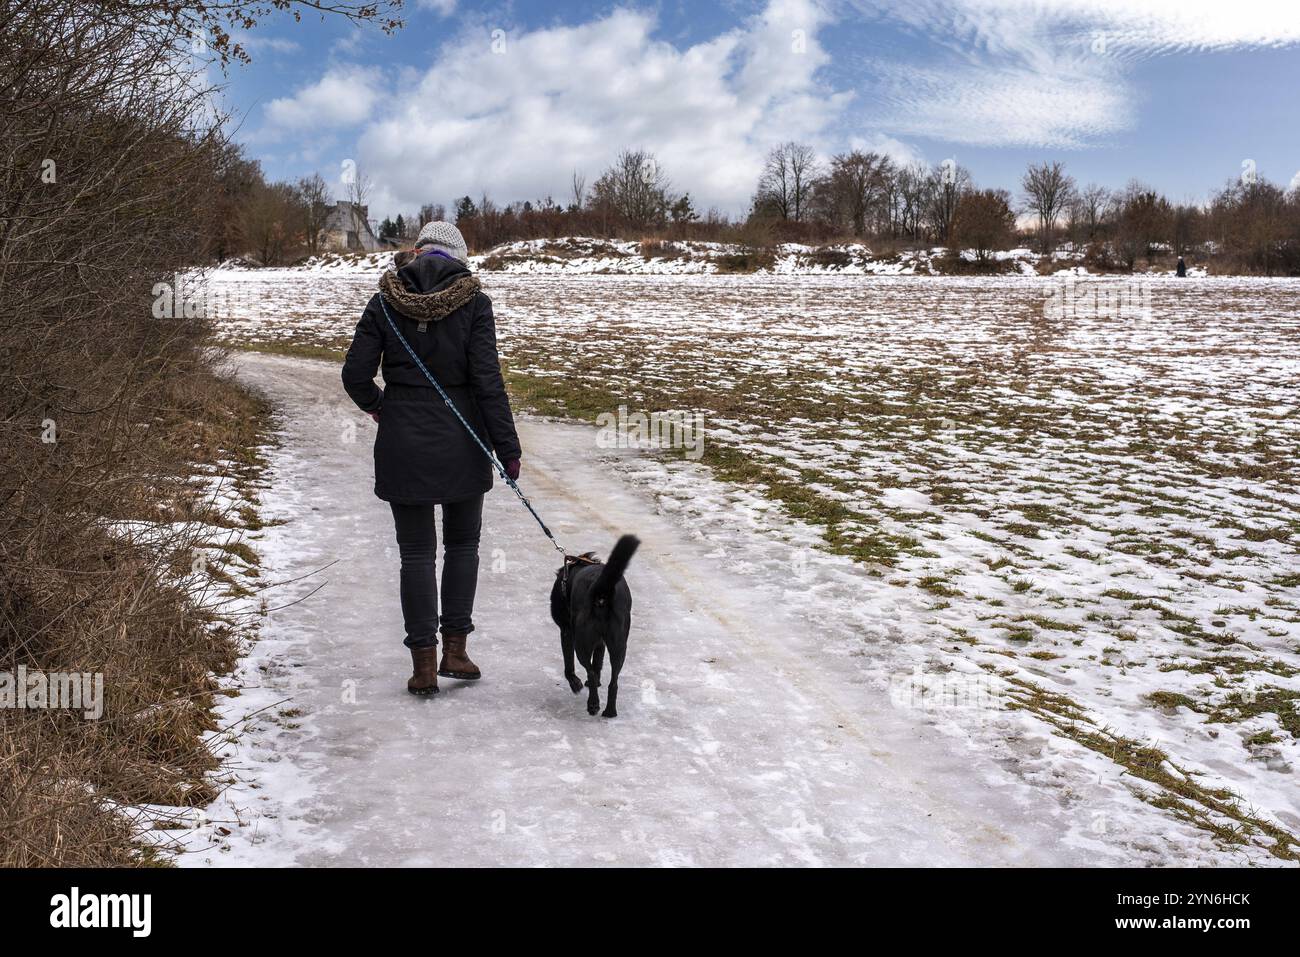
[210,238,1114,278]
[475,238,1072,275]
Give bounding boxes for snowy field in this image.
[206,263,1300,863]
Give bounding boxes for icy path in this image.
[185,353,1162,867]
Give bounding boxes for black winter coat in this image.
[341,254,521,505]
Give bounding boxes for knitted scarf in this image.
[378,268,481,323]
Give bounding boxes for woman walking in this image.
[342,222,521,696]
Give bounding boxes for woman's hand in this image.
[505,458,520,481]
[368,411,380,424]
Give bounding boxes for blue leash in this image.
[377,295,566,555]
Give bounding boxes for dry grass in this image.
[0,358,271,866]
[0,2,275,865]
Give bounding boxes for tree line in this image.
[214,141,1300,275]
[452,145,1300,275]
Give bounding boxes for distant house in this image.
[322,201,381,253]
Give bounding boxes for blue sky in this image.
[219,0,1300,220]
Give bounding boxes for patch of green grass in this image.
[1017,615,1082,632]
[917,575,964,597]
[1241,526,1290,543]
[1246,731,1279,747]
[1146,690,1200,712]
[1002,521,1041,539]
[1018,503,1059,525]
[1004,675,1297,861]
[227,339,348,363]
[1209,688,1300,738]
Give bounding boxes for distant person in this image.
[342,222,522,696]
[1176,255,1187,277]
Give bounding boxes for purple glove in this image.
[505,458,520,481]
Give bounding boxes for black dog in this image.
[550,535,640,718]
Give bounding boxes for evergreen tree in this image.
[455,196,479,221]
[670,193,698,224]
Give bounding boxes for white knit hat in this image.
[414,221,469,263]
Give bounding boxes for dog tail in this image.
[592,534,640,604]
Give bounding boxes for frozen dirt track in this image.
[191,353,1204,867]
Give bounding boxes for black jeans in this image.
[390,495,483,648]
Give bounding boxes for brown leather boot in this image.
[438,633,481,680]
[407,646,440,695]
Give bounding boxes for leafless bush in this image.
[951,189,1016,265]
[0,0,299,866]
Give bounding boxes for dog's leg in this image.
[601,645,624,719]
[560,628,582,694]
[585,643,605,716]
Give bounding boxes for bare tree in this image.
[787,143,819,223]
[881,164,905,238]
[110,0,403,68]
[570,169,587,212]
[244,180,313,265]
[1114,180,1172,268]
[1022,161,1076,252]
[592,149,671,231]
[209,142,261,261]
[1170,201,1203,257]
[896,162,931,241]
[1210,177,1295,274]
[822,150,893,237]
[755,141,819,222]
[298,172,331,255]
[1077,184,1110,242]
[418,203,445,228]
[926,161,972,243]
[345,163,373,246]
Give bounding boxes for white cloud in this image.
[331,29,366,56]
[1289,170,1300,196]
[230,31,301,55]
[416,0,457,14]
[861,0,1300,58]
[957,0,1300,55]
[851,0,1300,148]
[262,0,852,214]
[847,133,926,168]
[868,60,1132,149]
[263,66,383,133]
